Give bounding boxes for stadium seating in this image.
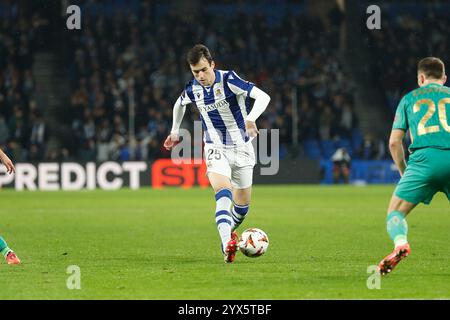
[0,6,43,161]
[303,139,322,159]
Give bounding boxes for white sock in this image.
[215,188,233,251]
[394,237,408,248]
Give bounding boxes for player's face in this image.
[190,57,216,86]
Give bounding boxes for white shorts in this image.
[204,141,256,189]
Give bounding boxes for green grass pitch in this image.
[0,185,449,299]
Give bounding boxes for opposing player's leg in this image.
[0,236,20,265]
[207,171,238,263]
[377,148,442,275]
[378,195,415,275]
[386,194,416,249]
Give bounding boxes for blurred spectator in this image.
[29,111,47,148]
[319,106,333,140]
[332,148,351,184]
[358,134,379,160]
[0,116,10,145]
[339,104,355,138]
[79,139,97,162]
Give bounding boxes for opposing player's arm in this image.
[390,96,409,176]
[389,129,407,176]
[0,148,15,174]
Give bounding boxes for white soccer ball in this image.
[238,228,269,258]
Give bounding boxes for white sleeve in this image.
[246,86,271,122]
[170,96,186,135]
[179,88,193,106]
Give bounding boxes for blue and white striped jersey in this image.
[179,70,254,146]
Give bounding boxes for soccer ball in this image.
[238,228,269,257]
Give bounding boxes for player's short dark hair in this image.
[418,57,445,79]
[187,44,213,65]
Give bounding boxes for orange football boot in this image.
[6,251,21,265]
[377,243,411,275]
[224,233,239,263]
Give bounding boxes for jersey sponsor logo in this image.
[198,99,230,113]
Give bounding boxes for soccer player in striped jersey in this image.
[0,147,21,265]
[164,44,271,263]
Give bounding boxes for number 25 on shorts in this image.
[207,148,222,160]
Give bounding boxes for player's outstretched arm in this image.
[164,96,186,150]
[0,148,15,174]
[389,129,407,176]
[246,87,271,137]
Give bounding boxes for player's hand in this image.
[0,153,15,174]
[163,133,180,150]
[245,121,259,138]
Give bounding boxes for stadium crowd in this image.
[5,1,448,163]
[65,1,365,162]
[0,7,49,163]
[367,6,450,114]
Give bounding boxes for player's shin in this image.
[386,211,408,248]
[0,236,11,257]
[215,188,233,250]
[231,203,249,231]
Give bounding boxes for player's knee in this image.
[387,197,415,216]
[210,178,232,193]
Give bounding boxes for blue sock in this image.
[231,203,249,231]
[386,211,408,247]
[215,188,233,251]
